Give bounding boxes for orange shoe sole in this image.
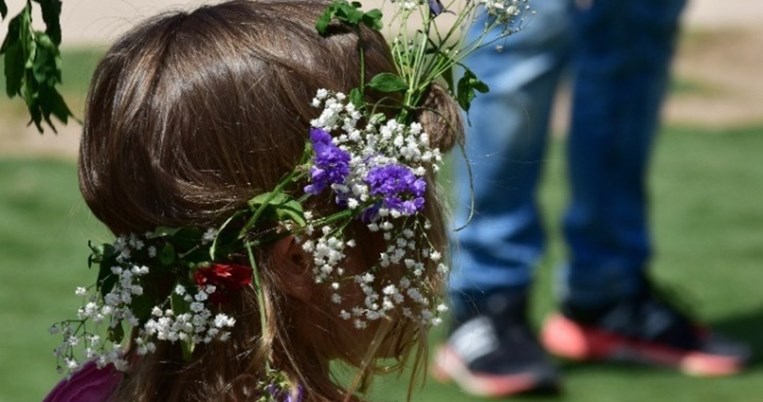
[540,313,744,377]
[432,345,551,397]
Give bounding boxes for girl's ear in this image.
[271,235,314,301]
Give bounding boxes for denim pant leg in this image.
[561,0,686,307]
[449,0,574,310]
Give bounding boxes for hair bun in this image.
[416,84,464,152]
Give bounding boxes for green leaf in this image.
[317,0,368,34]
[33,0,62,45]
[95,244,118,298]
[361,9,383,31]
[273,199,306,227]
[315,8,333,35]
[336,3,363,25]
[159,242,176,265]
[32,32,60,86]
[442,65,455,95]
[39,86,71,123]
[248,192,306,227]
[171,288,190,316]
[4,42,23,97]
[0,0,8,19]
[349,87,363,108]
[1,4,32,97]
[130,293,154,321]
[149,226,182,238]
[108,323,124,343]
[456,68,489,111]
[210,210,246,260]
[367,72,408,93]
[248,191,289,208]
[87,242,109,267]
[181,338,195,361]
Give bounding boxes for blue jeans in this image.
[450,0,686,311]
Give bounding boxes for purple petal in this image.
[428,0,445,16]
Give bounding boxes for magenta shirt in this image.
[43,361,122,402]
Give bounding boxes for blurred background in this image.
[1,0,762,401]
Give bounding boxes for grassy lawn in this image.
[1,124,761,401]
[0,158,107,402]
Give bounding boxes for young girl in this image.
[45,0,465,401]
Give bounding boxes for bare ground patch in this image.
[665,27,763,128]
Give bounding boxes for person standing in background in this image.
[433,0,750,397]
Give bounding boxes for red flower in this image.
[194,263,253,304]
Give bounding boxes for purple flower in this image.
[266,383,303,402]
[287,385,304,402]
[364,164,426,217]
[304,128,351,195]
[428,0,445,16]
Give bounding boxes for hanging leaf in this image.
[1,3,32,97]
[0,0,8,19]
[32,32,61,85]
[0,0,73,132]
[33,0,62,45]
[456,68,489,111]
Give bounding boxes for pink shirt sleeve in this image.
[43,361,122,402]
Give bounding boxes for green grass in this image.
[0,158,108,402]
[2,125,762,401]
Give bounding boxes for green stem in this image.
[358,27,366,91]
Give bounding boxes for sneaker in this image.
[432,290,561,397]
[540,286,751,376]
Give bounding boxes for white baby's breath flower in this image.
[202,228,217,244]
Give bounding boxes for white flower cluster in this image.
[390,0,418,11]
[341,218,450,329]
[135,284,236,355]
[52,262,150,373]
[477,0,530,23]
[301,225,349,284]
[305,90,450,329]
[53,232,233,376]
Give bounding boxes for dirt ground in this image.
[1,0,762,157]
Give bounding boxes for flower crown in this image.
[52,0,529,398]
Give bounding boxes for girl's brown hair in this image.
[79,0,462,400]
